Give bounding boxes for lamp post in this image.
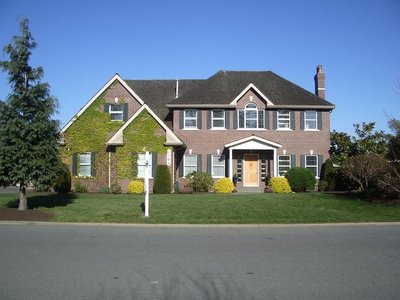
[144,151,150,217]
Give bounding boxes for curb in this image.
[1,221,400,228]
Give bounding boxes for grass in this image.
[0,192,399,224]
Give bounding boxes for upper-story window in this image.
[104,103,127,122]
[237,103,265,129]
[277,110,290,129]
[184,109,197,129]
[212,110,225,129]
[304,111,317,130]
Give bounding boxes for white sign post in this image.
[144,151,150,217]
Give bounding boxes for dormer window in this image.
[237,103,265,129]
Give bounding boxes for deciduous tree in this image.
[342,154,389,193]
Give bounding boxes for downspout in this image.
[108,151,111,190]
[172,149,175,193]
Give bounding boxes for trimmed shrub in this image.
[110,183,122,194]
[187,172,213,192]
[320,158,335,191]
[128,180,144,194]
[214,177,235,193]
[285,167,316,192]
[53,163,71,193]
[153,165,171,194]
[74,181,87,193]
[269,177,292,193]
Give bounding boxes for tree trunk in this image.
[18,185,27,211]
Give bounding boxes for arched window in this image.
[237,103,265,129]
[245,103,257,128]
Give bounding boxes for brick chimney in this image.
[314,65,325,99]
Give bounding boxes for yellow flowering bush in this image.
[214,177,235,194]
[269,177,292,193]
[127,180,144,194]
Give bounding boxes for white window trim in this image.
[277,110,291,130]
[78,152,92,177]
[304,110,319,131]
[110,104,123,121]
[184,154,197,177]
[211,109,225,129]
[184,109,197,129]
[278,155,291,177]
[137,152,153,179]
[305,155,319,178]
[212,154,225,178]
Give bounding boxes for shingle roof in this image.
[124,70,334,128]
[124,79,203,127]
[168,70,334,107]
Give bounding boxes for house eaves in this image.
[269,104,336,110]
[229,83,274,106]
[60,74,145,134]
[166,104,236,108]
[107,104,183,146]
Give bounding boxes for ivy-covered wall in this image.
[61,91,123,191]
[61,79,172,193]
[115,110,169,181]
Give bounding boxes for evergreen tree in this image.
[0,19,60,210]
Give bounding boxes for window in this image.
[277,110,290,129]
[245,103,257,128]
[110,104,123,121]
[278,155,291,176]
[79,153,91,176]
[212,110,225,129]
[137,153,153,178]
[305,155,318,177]
[184,109,197,129]
[304,111,317,130]
[237,103,265,129]
[72,152,95,177]
[184,154,198,176]
[212,155,225,178]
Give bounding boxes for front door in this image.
[244,154,259,186]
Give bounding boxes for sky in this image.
[0,0,399,135]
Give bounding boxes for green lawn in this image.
[0,192,399,224]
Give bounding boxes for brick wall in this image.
[172,90,331,187]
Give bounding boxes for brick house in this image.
[60,65,335,192]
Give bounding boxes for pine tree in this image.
[0,19,60,210]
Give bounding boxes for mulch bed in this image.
[0,208,53,221]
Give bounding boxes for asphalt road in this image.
[0,223,399,300]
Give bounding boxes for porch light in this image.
[189,149,192,154]
[310,150,314,155]
[217,149,220,154]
